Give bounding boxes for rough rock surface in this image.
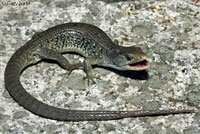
[0,0,199,133]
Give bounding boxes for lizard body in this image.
[4,23,194,121]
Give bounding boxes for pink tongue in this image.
[130,60,148,67]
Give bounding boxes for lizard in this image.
[4,23,195,121]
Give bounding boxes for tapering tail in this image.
[4,45,196,121]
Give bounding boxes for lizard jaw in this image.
[112,60,150,71]
[127,60,150,70]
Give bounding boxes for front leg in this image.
[83,58,100,85]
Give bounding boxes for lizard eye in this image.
[125,55,134,61]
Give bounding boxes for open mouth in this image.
[128,60,150,70]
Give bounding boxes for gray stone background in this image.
[0,0,199,133]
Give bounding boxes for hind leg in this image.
[33,48,82,74]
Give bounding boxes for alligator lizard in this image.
[4,23,195,121]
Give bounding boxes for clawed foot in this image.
[83,75,101,85]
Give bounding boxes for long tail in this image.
[4,47,195,121]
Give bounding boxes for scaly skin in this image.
[4,23,195,121]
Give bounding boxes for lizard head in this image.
[110,46,150,71]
